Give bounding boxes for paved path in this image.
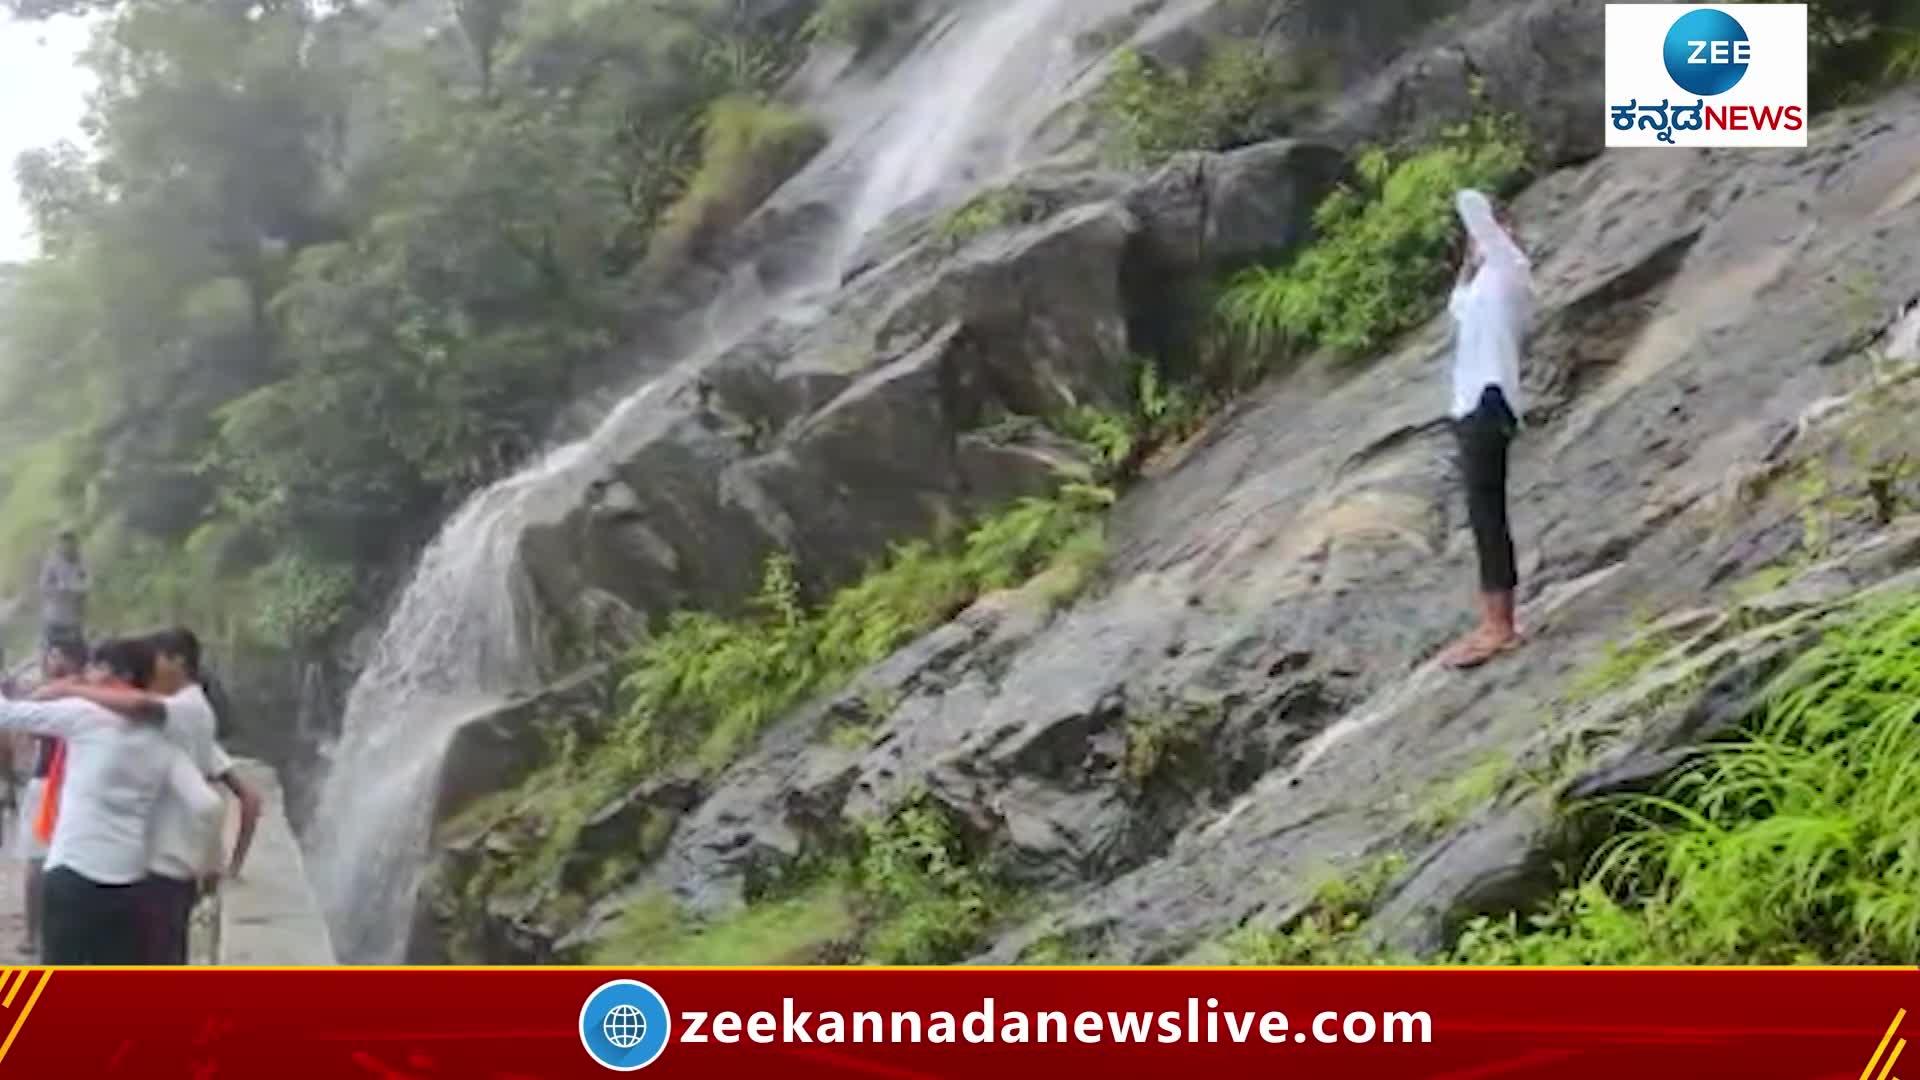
[216,760,335,965]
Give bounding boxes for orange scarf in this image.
[33,739,64,845]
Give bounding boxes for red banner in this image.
[0,967,1914,1077]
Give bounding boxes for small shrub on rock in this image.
[1097,44,1322,166]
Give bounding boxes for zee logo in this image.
[1664,8,1751,96]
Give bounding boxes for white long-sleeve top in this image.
[148,684,234,881]
[1447,189,1532,421]
[0,698,220,885]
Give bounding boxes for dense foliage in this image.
[0,0,826,648]
[1791,0,1920,104]
[1215,111,1531,359]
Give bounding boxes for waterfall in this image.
[302,389,658,964]
[303,0,1146,964]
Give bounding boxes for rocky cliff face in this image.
[407,0,1920,965]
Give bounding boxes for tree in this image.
[451,0,517,98]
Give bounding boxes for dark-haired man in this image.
[46,627,260,963]
[0,638,218,964]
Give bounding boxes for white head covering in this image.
[1456,189,1529,275]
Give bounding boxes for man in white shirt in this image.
[37,627,260,964]
[1438,189,1532,671]
[0,638,219,964]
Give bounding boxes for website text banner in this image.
[0,968,1916,1077]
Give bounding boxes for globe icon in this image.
[603,1003,646,1050]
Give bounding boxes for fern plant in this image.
[611,484,1113,785]
[1216,112,1530,362]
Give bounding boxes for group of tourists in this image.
[0,533,261,965]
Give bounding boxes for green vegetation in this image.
[1017,934,1093,966]
[1562,622,1682,706]
[1217,594,1920,967]
[1216,112,1531,359]
[590,882,860,966]
[614,482,1111,779]
[1223,853,1409,966]
[1122,703,1216,791]
[856,800,1002,964]
[1052,363,1212,484]
[589,796,1006,966]
[0,0,823,647]
[935,187,1040,247]
[1412,753,1516,835]
[652,96,828,263]
[1791,0,1920,104]
[805,0,918,53]
[1452,595,1920,965]
[448,483,1111,927]
[1096,44,1322,166]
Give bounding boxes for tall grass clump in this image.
[1454,596,1920,965]
[653,95,827,262]
[1215,112,1529,360]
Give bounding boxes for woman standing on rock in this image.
[1439,189,1531,670]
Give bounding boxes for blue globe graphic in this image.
[603,1004,646,1050]
[580,979,670,1072]
[1664,8,1750,97]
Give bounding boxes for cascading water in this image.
[304,0,1148,963]
[303,389,659,963]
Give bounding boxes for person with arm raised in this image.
[1437,189,1533,671]
[35,628,259,963]
[0,638,216,964]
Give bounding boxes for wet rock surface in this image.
[410,0,1920,965]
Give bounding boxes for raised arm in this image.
[0,697,111,739]
[1456,189,1528,277]
[32,681,166,726]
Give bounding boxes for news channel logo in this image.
[1605,5,1808,147]
[580,979,672,1072]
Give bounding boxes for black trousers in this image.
[41,866,144,965]
[137,875,197,965]
[1454,386,1519,593]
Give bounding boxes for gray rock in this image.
[1128,140,1349,277]
[431,666,619,827]
[615,89,1920,966]
[415,3,1920,967]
